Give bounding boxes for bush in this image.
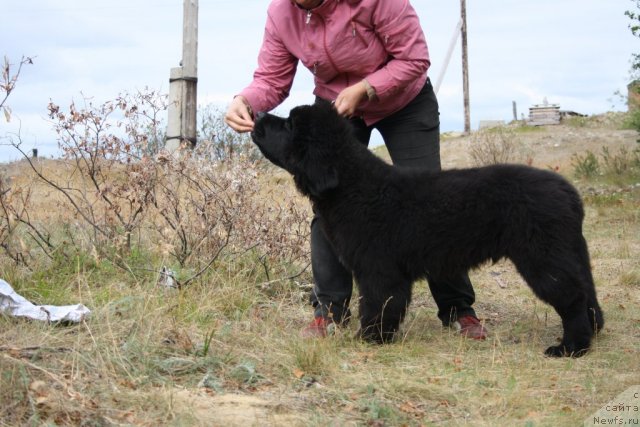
[572,145,640,180]
[468,127,532,166]
[622,109,640,141]
[571,151,600,179]
[3,89,311,285]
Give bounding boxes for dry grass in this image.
[1,117,639,426]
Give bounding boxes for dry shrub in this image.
[469,127,531,166]
[2,88,311,282]
[0,173,50,265]
[151,144,311,274]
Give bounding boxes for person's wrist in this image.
[234,95,253,117]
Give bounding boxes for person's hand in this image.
[224,96,254,133]
[334,81,368,117]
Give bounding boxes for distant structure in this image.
[528,97,561,126]
[559,110,587,119]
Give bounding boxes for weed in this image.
[564,115,590,128]
[290,339,332,377]
[622,108,640,140]
[572,150,600,179]
[468,127,532,166]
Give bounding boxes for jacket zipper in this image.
[312,13,340,75]
[351,20,368,47]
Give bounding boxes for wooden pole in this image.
[461,0,470,134]
[166,0,198,154]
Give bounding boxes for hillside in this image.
[441,115,638,171]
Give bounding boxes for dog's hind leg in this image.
[545,295,593,357]
[576,235,604,333]
[587,288,604,334]
[356,272,412,344]
[511,253,594,357]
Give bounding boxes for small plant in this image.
[571,150,600,179]
[572,145,640,181]
[601,146,632,175]
[622,108,640,137]
[564,115,589,128]
[468,127,530,166]
[290,340,331,376]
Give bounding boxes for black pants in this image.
[310,78,477,325]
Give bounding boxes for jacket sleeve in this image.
[238,13,299,115]
[364,0,430,101]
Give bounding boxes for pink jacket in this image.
[238,0,430,125]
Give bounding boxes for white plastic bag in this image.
[0,279,90,323]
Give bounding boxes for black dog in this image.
[251,103,604,357]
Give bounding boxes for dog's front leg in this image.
[356,273,412,344]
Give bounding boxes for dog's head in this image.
[251,103,348,198]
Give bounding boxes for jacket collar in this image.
[291,0,324,10]
[291,0,336,18]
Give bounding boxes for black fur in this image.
[251,103,604,357]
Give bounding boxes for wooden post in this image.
[512,101,518,122]
[166,0,198,154]
[461,0,470,134]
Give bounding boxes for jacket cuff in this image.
[362,79,378,101]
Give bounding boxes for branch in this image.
[180,221,233,288]
[1,56,34,112]
[10,141,110,239]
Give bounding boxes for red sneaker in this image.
[301,316,335,338]
[453,315,487,340]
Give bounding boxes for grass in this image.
[1,192,638,426]
[1,128,639,426]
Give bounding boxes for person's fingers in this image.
[225,99,255,132]
[334,83,366,117]
[334,98,355,117]
[225,114,254,133]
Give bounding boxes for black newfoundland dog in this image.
[251,103,603,357]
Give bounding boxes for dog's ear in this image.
[299,161,339,197]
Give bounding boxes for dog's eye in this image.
[284,120,291,132]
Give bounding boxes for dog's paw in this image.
[358,326,395,344]
[544,345,589,358]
